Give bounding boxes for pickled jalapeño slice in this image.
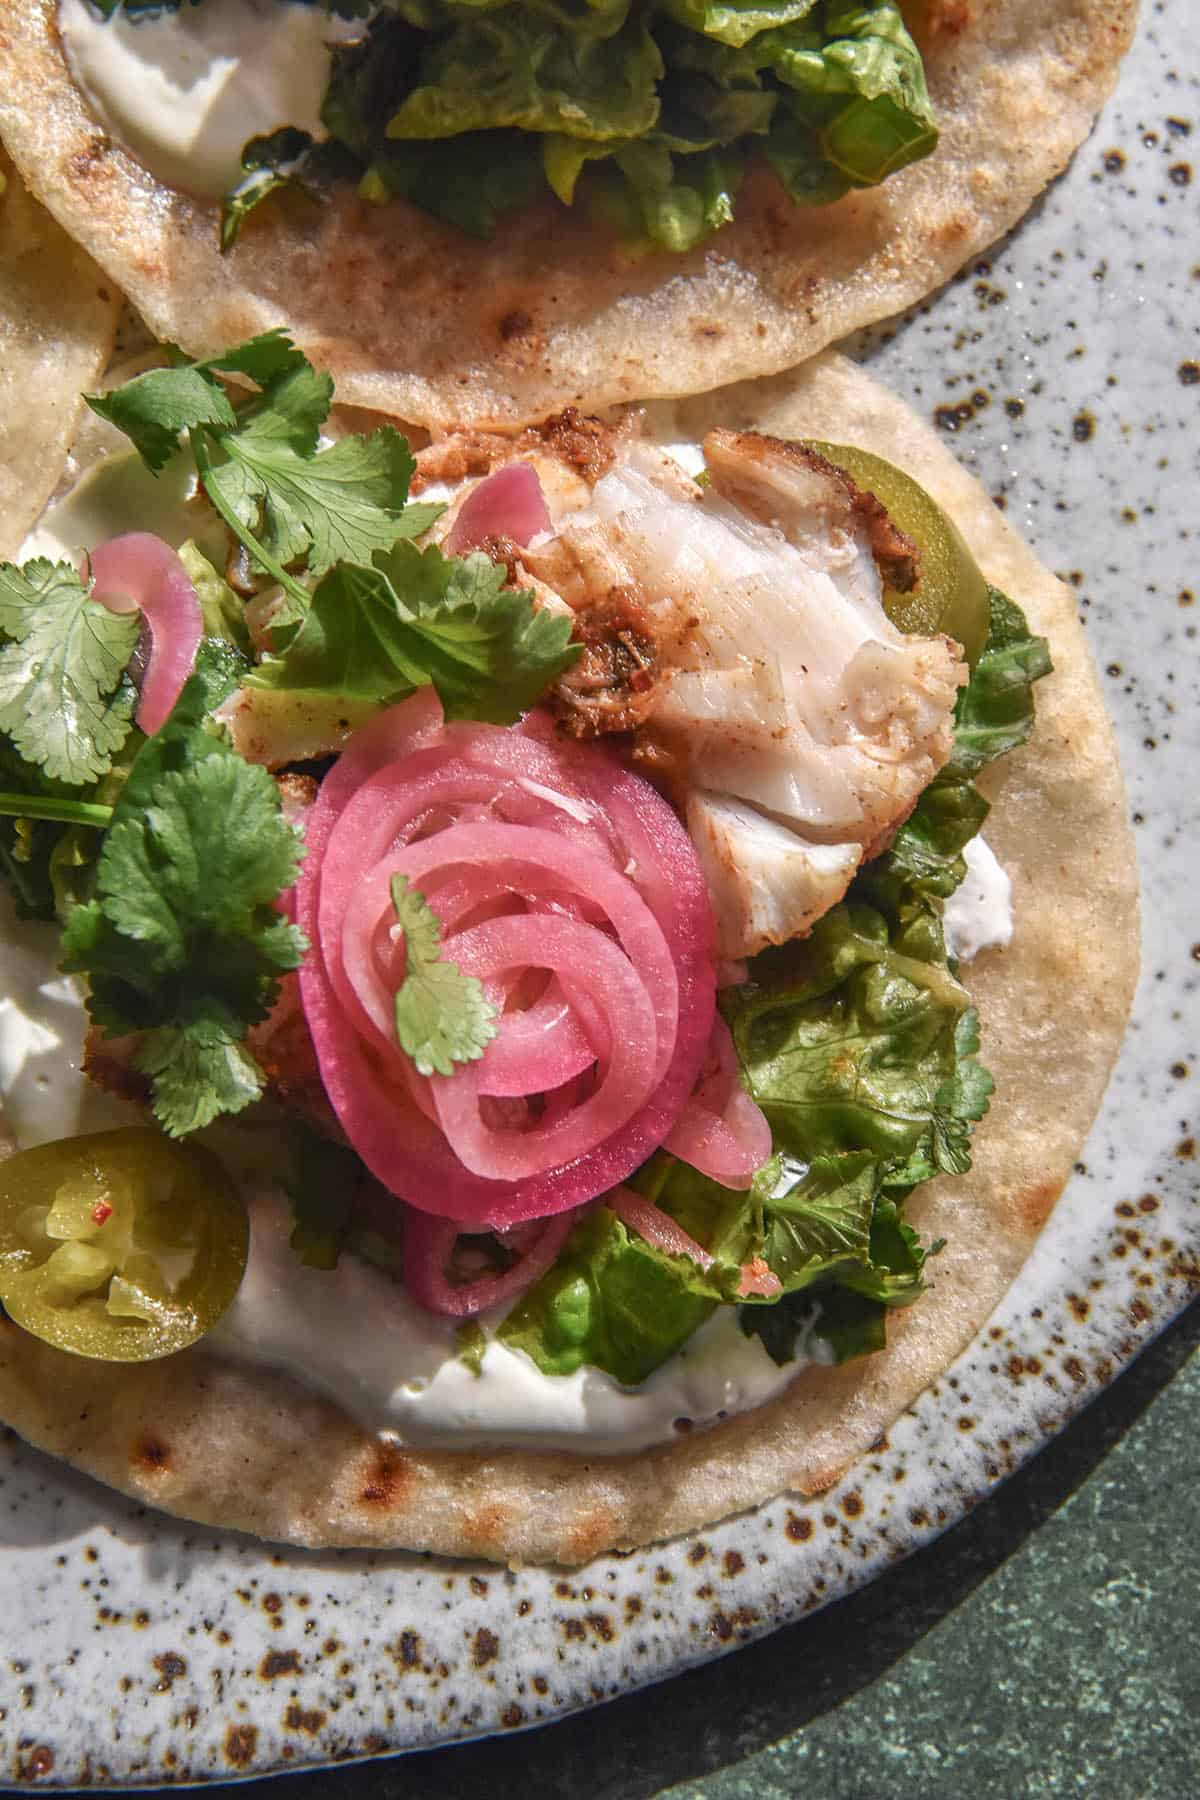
[804,440,991,667]
[0,1129,248,1361]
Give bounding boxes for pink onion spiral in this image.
[295,692,718,1230]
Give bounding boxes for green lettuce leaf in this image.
[764,1,937,204]
[386,12,664,143]
[661,0,820,51]
[949,587,1054,776]
[498,1147,928,1382]
[362,132,543,237]
[588,142,744,251]
[859,587,1051,915]
[722,901,973,1167]
[291,0,937,250]
[746,1198,939,1366]
[498,1205,717,1385]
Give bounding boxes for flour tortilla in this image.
[0,352,1138,1564]
[0,0,1136,429]
[0,146,119,559]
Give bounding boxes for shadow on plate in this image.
[250,1294,1200,1800]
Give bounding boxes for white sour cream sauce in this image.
[59,0,344,199]
[209,1192,825,1453]
[944,836,1014,962]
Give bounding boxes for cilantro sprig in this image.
[87,333,579,756]
[237,540,581,755]
[87,331,441,615]
[61,643,308,1137]
[390,874,498,1077]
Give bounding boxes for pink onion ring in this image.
[446,462,551,553]
[403,1206,581,1317]
[663,1016,772,1190]
[87,532,202,735]
[607,1185,713,1268]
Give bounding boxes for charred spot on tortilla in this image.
[132,1429,172,1475]
[355,1444,412,1510]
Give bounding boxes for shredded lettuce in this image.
[221,0,936,250]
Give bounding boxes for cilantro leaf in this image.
[238,546,580,759]
[135,1025,266,1136]
[201,330,314,388]
[0,559,138,784]
[376,541,581,720]
[390,874,498,1077]
[85,331,313,475]
[96,757,302,960]
[111,639,247,826]
[206,419,429,577]
[61,709,307,1137]
[88,367,237,475]
[229,361,333,460]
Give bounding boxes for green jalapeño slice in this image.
[804,440,991,667]
[0,1129,248,1361]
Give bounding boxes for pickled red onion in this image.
[607,1185,713,1268]
[87,532,202,735]
[446,462,551,553]
[403,1207,581,1318]
[295,692,717,1231]
[663,1016,772,1190]
[737,1256,783,1300]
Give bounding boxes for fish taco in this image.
[0,341,1137,1564]
[0,0,1137,426]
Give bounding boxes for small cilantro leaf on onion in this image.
[390,874,499,1078]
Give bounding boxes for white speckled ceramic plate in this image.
[1,5,1196,1784]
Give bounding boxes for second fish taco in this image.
[0,0,1137,426]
